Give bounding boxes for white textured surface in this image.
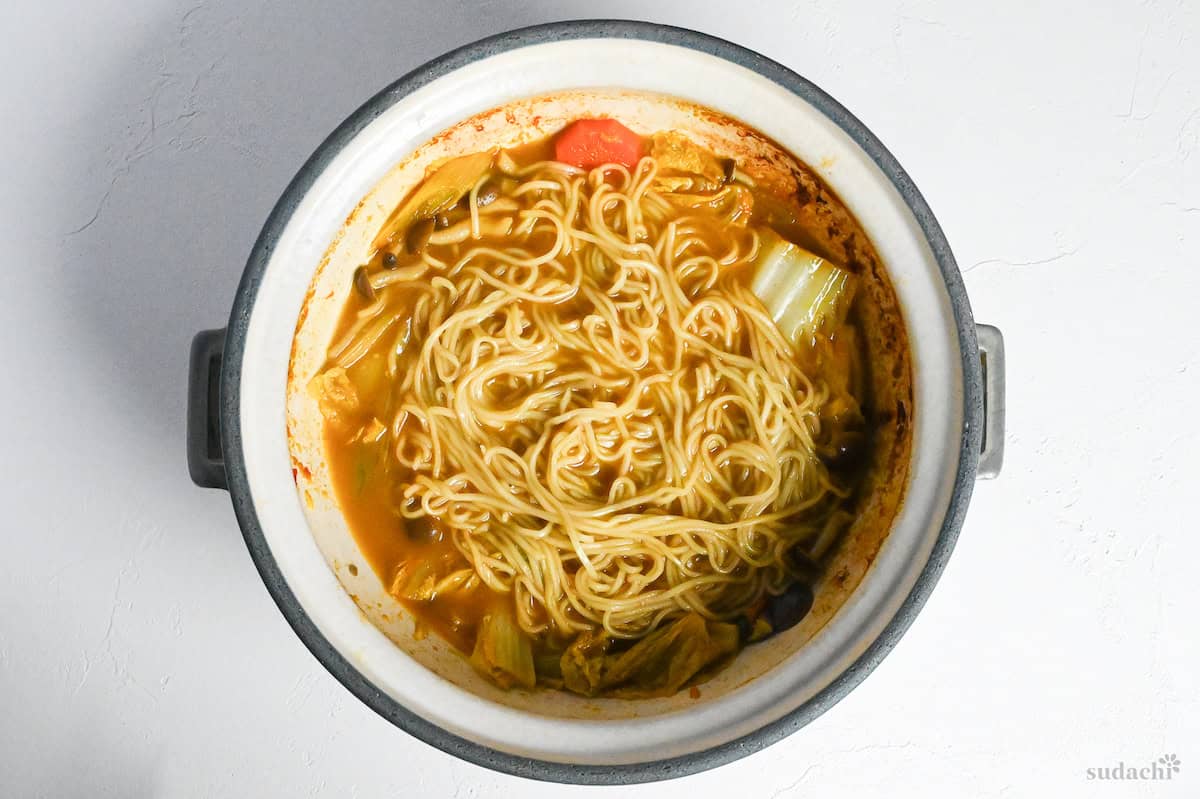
[1,1,1197,796]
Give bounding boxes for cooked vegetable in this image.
[533,641,566,682]
[370,264,428,292]
[747,617,774,643]
[471,605,536,690]
[432,568,476,595]
[831,325,864,401]
[353,266,376,301]
[559,613,739,698]
[372,150,496,250]
[663,184,754,223]
[554,118,643,169]
[746,187,830,258]
[358,417,386,444]
[392,560,438,601]
[347,352,387,400]
[352,449,373,495]
[650,131,727,191]
[806,328,868,471]
[812,328,865,422]
[495,149,522,177]
[721,157,737,183]
[765,582,814,633]
[308,367,358,429]
[402,517,439,542]
[404,218,435,255]
[751,228,856,347]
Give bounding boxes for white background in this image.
[2,0,1197,796]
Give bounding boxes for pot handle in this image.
[975,324,1005,479]
[188,328,228,490]
[183,324,1008,485]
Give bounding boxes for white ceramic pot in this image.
[187,21,1005,784]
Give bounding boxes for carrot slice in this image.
[554,119,644,169]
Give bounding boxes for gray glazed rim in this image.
[218,19,981,785]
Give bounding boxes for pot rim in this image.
[218,19,981,784]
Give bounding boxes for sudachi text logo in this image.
[1087,754,1181,781]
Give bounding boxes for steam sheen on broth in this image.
[312,119,874,697]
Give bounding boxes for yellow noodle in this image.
[334,156,848,639]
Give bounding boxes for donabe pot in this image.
[187,21,1005,784]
